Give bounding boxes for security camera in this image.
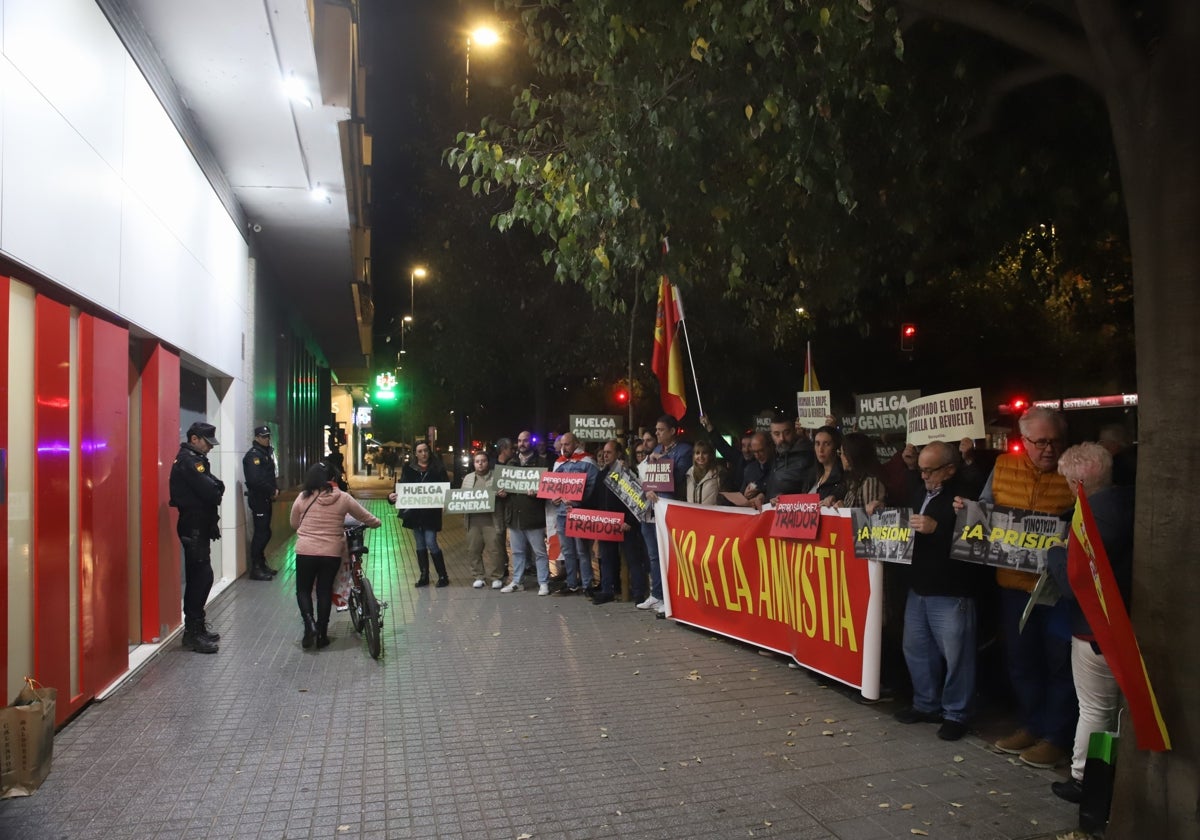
[251,223,262,233]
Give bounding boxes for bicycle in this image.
[345,523,386,659]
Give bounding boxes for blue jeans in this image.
[902,592,977,723]
[555,515,594,589]
[999,587,1077,747]
[641,521,662,600]
[413,528,440,553]
[509,527,549,584]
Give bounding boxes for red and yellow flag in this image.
[652,276,686,420]
[1067,490,1170,751]
[802,341,820,391]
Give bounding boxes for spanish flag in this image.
[1067,490,1170,751]
[652,276,686,420]
[802,341,820,391]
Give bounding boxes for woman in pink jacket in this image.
[290,464,381,648]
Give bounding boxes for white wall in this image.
[0,0,250,380]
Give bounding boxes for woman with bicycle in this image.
[291,463,381,649]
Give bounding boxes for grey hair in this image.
[1018,406,1067,438]
[1057,442,1112,492]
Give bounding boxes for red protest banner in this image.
[566,509,626,541]
[770,494,822,540]
[658,501,883,697]
[537,471,586,501]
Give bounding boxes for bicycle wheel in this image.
[348,585,365,633]
[361,576,383,659]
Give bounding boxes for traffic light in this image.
[612,381,629,406]
[900,323,917,352]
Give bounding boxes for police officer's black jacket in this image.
[242,441,277,499]
[169,442,225,534]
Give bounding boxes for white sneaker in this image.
[473,579,485,589]
[654,603,666,614]
[636,596,660,610]
[500,582,524,593]
[492,579,504,590]
[538,584,550,596]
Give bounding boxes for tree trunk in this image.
[1103,14,1200,838]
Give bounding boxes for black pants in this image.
[295,554,341,626]
[248,497,272,564]
[180,528,214,623]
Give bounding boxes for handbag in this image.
[0,678,57,798]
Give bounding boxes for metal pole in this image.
[465,37,471,108]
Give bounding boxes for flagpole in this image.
[678,313,705,419]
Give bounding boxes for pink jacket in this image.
[290,487,381,557]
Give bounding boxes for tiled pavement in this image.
[0,475,1081,839]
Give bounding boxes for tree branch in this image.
[1073,0,1151,95]
[902,0,1098,89]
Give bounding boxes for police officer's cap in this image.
[187,422,219,446]
[253,425,271,438]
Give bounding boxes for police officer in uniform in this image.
[243,424,278,580]
[169,421,225,654]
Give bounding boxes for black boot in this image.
[315,620,331,648]
[301,613,317,649]
[415,550,430,587]
[182,620,219,654]
[249,561,273,581]
[431,550,449,587]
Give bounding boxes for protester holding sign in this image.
[461,452,505,590]
[1044,443,1134,803]
[550,433,599,595]
[590,440,645,605]
[638,415,693,612]
[895,441,982,742]
[390,441,450,588]
[501,431,551,595]
[974,407,1076,769]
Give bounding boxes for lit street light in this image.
[465,25,500,107]
[409,266,427,322]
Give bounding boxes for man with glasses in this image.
[894,441,981,741]
[740,431,774,508]
[976,407,1076,769]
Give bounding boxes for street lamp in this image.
[399,314,413,355]
[409,266,427,321]
[465,26,500,107]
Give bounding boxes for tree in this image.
[449,1,1197,833]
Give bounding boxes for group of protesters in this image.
[385,404,1134,810]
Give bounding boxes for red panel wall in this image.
[33,295,73,719]
[0,276,8,705]
[78,315,129,696]
[140,344,180,642]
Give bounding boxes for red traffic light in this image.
[900,323,916,351]
[615,388,629,404]
[902,324,917,337]
[1011,397,1028,411]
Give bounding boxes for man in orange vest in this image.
[981,407,1076,769]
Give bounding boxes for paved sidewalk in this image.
[0,489,1080,840]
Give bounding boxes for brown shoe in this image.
[1019,740,1067,769]
[993,728,1037,754]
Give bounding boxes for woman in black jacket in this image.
[389,442,450,587]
